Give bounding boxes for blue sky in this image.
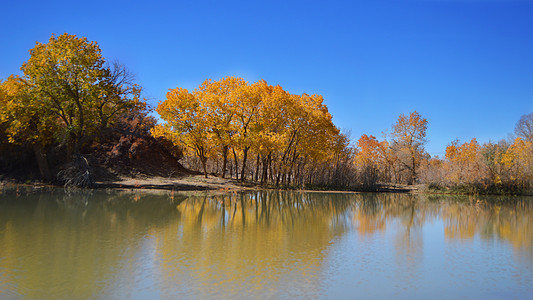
[1,0,532,156]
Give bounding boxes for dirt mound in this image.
[88,134,191,181]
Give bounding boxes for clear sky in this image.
[1,0,532,156]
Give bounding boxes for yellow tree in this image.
[264,91,341,186]
[380,140,399,183]
[298,94,339,182]
[22,33,104,153]
[355,134,389,187]
[252,83,290,183]
[273,93,317,184]
[0,75,58,179]
[2,33,145,181]
[480,140,510,185]
[269,92,309,184]
[197,76,247,178]
[152,88,213,178]
[501,137,533,186]
[390,111,428,185]
[151,76,354,187]
[356,134,388,167]
[232,79,264,181]
[22,34,144,150]
[445,138,484,184]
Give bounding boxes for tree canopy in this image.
[152,76,345,183]
[389,111,428,185]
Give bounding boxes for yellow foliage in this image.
[152,77,346,179]
[389,111,428,184]
[2,33,146,149]
[501,138,533,182]
[444,138,484,184]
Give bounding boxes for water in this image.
[0,189,532,299]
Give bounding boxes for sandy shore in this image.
[95,175,260,192]
[2,174,422,194]
[95,176,424,193]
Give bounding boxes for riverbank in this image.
[96,175,260,192]
[4,175,532,196]
[0,175,260,193]
[1,174,425,194]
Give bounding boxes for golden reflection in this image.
[0,189,532,298]
[153,191,353,297]
[349,193,533,261]
[0,190,183,299]
[351,194,430,234]
[440,196,533,259]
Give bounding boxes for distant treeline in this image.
[1,33,532,194]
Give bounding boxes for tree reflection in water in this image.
[350,193,532,261]
[0,189,531,298]
[0,189,184,299]
[155,191,354,298]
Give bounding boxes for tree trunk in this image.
[275,166,281,186]
[255,154,260,182]
[409,153,416,185]
[201,157,208,178]
[33,143,52,182]
[240,146,249,181]
[268,154,272,183]
[221,145,228,178]
[232,148,239,180]
[261,156,267,183]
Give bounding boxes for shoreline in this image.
[0,175,422,194]
[2,175,531,197]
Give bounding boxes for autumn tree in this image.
[0,75,58,179]
[355,134,389,188]
[275,93,337,185]
[153,77,354,187]
[152,88,213,178]
[445,138,485,185]
[501,137,533,188]
[0,75,59,179]
[356,135,389,167]
[198,77,247,178]
[480,140,510,185]
[232,80,264,181]
[21,34,144,151]
[252,83,291,183]
[389,111,428,185]
[1,33,145,181]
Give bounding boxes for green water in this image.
[0,189,532,299]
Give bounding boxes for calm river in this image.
[0,189,532,299]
